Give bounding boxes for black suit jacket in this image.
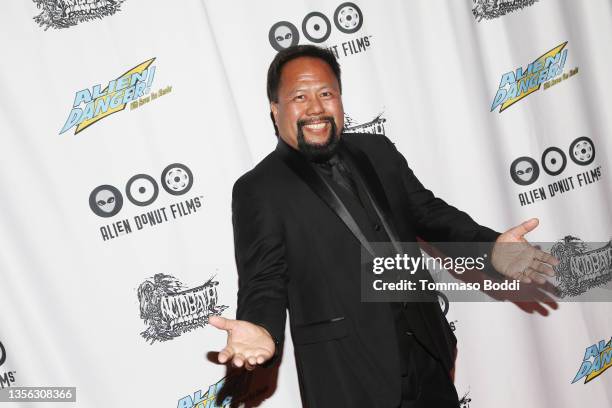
[231,133,499,407]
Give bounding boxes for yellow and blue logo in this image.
[572,337,612,384]
[60,58,156,134]
[177,378,231,408]
[491,42,567,113]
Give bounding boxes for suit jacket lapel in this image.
[275,140,376,257]
[275,139,453,373]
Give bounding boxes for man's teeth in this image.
[305,122,327,130]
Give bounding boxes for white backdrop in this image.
[0,0,610,407]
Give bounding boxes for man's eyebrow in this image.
[281,86,305,98]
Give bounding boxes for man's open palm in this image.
[491,218,559,284]
[209,316,275,371]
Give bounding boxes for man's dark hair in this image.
[266,45,342,103]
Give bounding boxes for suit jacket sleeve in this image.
[382,136,501,246]
[232,176,288,357]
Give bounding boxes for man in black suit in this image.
[210,45,557,407]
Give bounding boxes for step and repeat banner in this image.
[0,0,610,407]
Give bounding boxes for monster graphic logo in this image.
[138,274,228,344]
[343,112,386,136]
[459,391,472,408]
[472,0,540,22]
[551,236,612,297]
[33,0,126,30]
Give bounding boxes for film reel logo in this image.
[269,2,363,51]
[89,163,193,218]
[510,136,596,186]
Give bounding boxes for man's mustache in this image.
[297,116,336,128]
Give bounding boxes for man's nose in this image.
[306,96,324,116]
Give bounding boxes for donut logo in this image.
[89,163,193,217]
[268,2,364,50]
[510,137,596,185]
[541,147,567,176]
[302,12,332,43]
[126,174,159,206]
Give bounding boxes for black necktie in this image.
[317,155,361,201]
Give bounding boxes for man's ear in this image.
[270,103,280,136]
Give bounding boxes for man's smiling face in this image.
[271,56,344,160]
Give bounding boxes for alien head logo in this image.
[33,0,126,31]
[510,156,539,186]
[269,21,300,51]
[89,185,123,217]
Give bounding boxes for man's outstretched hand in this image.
[209,316,275,371]
[491,218,559,284]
